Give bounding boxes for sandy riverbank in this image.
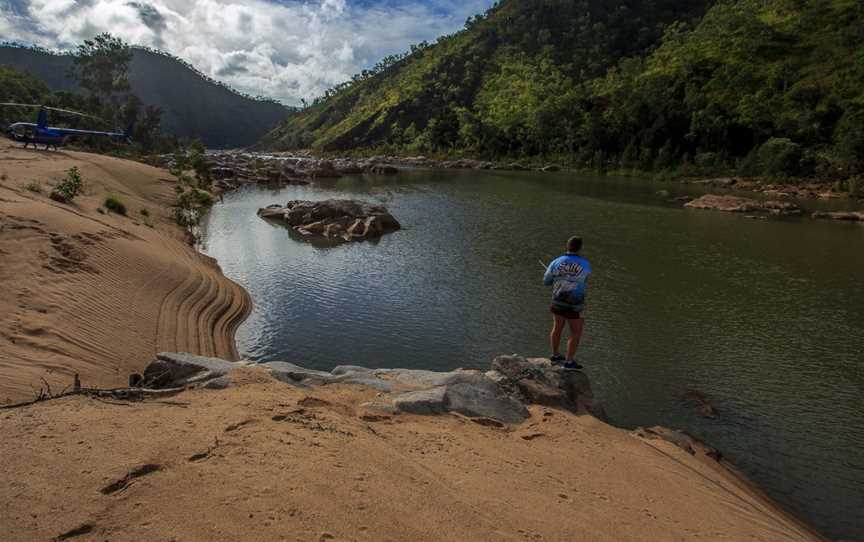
[0,366,825,542]
[0,139,250,403]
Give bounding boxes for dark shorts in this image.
[550,304,582,320]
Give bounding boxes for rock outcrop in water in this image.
[142,353,595,424]
[257,199,401,241]
[811,210,864,221]
[684,194,801,215]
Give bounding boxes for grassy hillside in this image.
[0,46,292,148]
[262,0,864,181]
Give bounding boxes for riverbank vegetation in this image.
[261,0,864,191]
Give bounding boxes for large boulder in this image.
[257,199,401,242]
[489,355,593,413]
[143,352,244,388]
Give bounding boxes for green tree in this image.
[69,33,132,102]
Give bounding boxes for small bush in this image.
[24,181,42,193]
[50,166,84,203]
[192,189,213,206]
[694,152,720,169]
[172,206,199,227]
[104,196,127,215]
[849,176,863,198]
[139,208,150,217]
[835,106,864,174]
[756,138,802,178]
[654,140,678,170]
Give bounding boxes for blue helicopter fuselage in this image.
[6,122,129,147]
[5,108,132,149]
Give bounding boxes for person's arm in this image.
[543,259,557,286]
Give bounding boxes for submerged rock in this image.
[632,426,723,462]
[683,390,719,418]
[257,199,401,242]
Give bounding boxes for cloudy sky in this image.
[0,0,495,105]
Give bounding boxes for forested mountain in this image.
[0,65,49,128]
[0,46,292,148]
[261,0,864,180]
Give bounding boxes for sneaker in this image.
[563,360,583,371]
[550,354,565,365]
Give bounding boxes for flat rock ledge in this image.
[258,199,401,241]
[684,194,801,215]
[144,353,595,424]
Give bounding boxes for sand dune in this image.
[0,140,249,403]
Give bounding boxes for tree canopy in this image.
[261,0,864,180]
[70,33,133,99]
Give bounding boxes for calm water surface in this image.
[202,169,864,539]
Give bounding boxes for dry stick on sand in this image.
[1,377,186,410]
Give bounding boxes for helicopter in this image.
[1,103,133,150]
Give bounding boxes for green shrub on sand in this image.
[50,167,84,203]
[104,196,127,215]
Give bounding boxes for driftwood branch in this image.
[0,385,186,410]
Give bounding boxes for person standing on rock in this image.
[544,236,591,370]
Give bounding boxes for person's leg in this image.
[566,317,585,361]
[550,314,566,357]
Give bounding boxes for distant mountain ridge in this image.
[0,45,292,148]
[260,0,864,181]
[259,0,712,153]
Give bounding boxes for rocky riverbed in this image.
[153,150,863,224]
[152,150,564,193]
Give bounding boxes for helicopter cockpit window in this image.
[11,125,35,137]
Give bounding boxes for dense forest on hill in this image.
[0,66,48,127]
[0,45,291,148]
[261,0,864,184]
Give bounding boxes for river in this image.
[201,168,864,540]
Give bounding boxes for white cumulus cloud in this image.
[0,0,495,105]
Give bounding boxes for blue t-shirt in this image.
[543,253,591,311]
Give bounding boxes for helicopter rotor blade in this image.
[0,103,110,125]
[41,106,109,124]
[0,102,43,109]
